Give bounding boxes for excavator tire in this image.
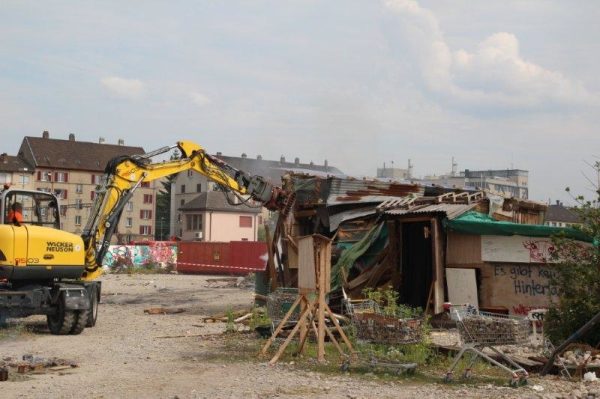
[69,309,89,335]
[85,285,99,328]
[47,295,77,335]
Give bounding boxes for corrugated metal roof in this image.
[326,178,424,206]
[384,203,478,220]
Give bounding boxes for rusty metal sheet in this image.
[291,175,424,209]
[384,203,477,220]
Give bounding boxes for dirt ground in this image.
[0,274,597,399]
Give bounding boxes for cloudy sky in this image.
[1,0,599,203]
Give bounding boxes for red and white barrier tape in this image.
[176,261,266,272]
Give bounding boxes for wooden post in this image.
[264,224,278,292]
[317,242,326,362]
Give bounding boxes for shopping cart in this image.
[340,298,421,375]
[266,288,299,330]
[443,305,529,387]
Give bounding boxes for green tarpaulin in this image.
[444,211,592,242]
[331,222,388,289]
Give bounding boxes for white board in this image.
[446,268,478,306]
[481,235,557,264]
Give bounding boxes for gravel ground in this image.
[0,273,598,399]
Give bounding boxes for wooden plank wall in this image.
[446,232,481,266]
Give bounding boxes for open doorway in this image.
[399,221,433,309]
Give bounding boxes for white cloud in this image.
[189,91,211,107]
[101,76,145,99]
[383,0,598,110]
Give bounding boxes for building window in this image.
[55,172,69,182]
[0,173,11,184]
[140,209,153,219]
[141,182,150,188]
[187,170,193,177]
[54,189,68,199]
[180,199,185,206]
[181,184,186,194]
[60,205,67,216]
[239,216,252,228]
[75,215,82,225]
[75,199,83,209]
[90,191,96,200]
[126,201,133,211]
[76,184,83,194]
[139,225,152,235]
[196,183,202,192]
[185,214,202,231]
[91,174,102,185]
[125,217,132,227]
[143,194,153,204]
[37,171,52,182]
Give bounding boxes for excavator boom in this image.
[80,140,288,280]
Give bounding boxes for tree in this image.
[545,161,600,346]
[154,149,180,240]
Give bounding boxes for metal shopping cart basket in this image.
[266,288,300,332]
[340,298,420,375]
[443,304,529,386]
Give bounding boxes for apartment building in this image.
[15,131,156,242]
[0,153,35,190]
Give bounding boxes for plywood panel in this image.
[446,232,481,265]
[479,263,558,315]
[446,268,478,305]
[297,236,316,292]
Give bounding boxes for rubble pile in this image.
[558,350,600,368]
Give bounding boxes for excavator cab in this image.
[1,189,60,228]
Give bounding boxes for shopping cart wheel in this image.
[443,373,453,383]
[402,363,417,375]
[519,377,528,386]
[340,360,350,372]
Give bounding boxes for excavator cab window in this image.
[2,190,60,228]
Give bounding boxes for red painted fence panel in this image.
[176,241,267,275]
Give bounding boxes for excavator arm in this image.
[80,140,288,280]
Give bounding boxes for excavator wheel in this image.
[47,294,77,335]
[85,285,99,328]
[69,309,89,335]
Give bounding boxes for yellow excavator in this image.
[0,140,288,334]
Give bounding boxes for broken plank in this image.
[144,307,186,315]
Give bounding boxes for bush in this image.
[544,185,600,346]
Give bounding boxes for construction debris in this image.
[143,307,186,315]
[0,355,77,378]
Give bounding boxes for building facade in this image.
[420,169,529,199]
[15,131,157,242]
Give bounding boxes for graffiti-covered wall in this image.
[102,242,177,270]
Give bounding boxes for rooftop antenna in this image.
[451,157,458,177]
[407,159,413,179]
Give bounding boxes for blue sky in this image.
[1,0,599,203]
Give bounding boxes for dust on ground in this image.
[0,274,597,399]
